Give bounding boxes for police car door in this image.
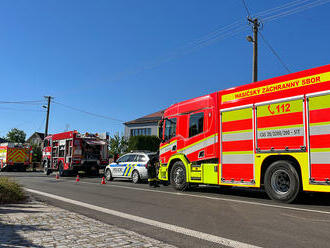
[112,154,129,177]
[122,154,137,178]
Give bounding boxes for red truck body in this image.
[0,143,32,171]
[42,130,108,176]
[158,64,330,202]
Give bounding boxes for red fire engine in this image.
[42,131,108,176]
[158,64,330,203]
[0,143,32,171]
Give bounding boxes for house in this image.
[124,111,163,138]
[26,132,45,147]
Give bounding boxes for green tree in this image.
[109,133,128,157]
[31,144,42,162]
[127,135,160,152]
[6,128,26,143]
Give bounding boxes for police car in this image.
[104,152,158,183]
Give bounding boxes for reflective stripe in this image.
[222,132,253,142]
[310,124,330,136]
[310,152,330,164]
[126,167,132,176]
[257,127,304,139]
[160,140,177,155]
[222,154,254,164]
[179,135,218,156]
[122,164,129,176]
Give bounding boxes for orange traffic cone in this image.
[76,174,80,182]
[55,173,59,180]
[101,177,106,184]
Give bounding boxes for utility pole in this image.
[44,96,52,137]
[247,18,260,82]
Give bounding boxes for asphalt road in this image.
[3,171,330,248]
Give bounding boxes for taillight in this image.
[145,162,149,169]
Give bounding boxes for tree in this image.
[6,128,26,143]
[108,133,128,157]
[127,135,160,152]
[31,144,42,162]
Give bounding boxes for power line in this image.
[256,0,311,17]
[0,107,46,112]
[241,0,252,17]
[100,0,329,83]
[259,32,292,73]
[53,101,125,123]
[0,100,43,105]
[260,0,330,22]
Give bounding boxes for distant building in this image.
[124,111,163,138]
[26,132,45,146]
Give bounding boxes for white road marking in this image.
[73,180,330,216]
[25,188,260,248]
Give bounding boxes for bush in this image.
[127,135,160,152]
[0,177,26,204]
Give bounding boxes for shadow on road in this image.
[188,185,330,207]
[0,221,48,248]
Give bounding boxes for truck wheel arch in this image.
[167,154,190,183]
[260,155,302,187]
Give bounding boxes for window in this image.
[130,128,152,137]
[164,118,177,141]
[137,155,148,162]
[189,113,204,137]
[117,155,129,163]
[127,154,137,162]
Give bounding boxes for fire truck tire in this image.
[43,161,51,176]
[170,161,189,191]
[264,160,300,203]
[131,170,140,184]
[105,168,113,181]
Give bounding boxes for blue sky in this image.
[0,0,329,138]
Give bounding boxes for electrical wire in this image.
[241,0,252,17]
[0,100,43,105]
[101,0,329,83]
[260,0,330,22]
[240,0,292,74]
[259,32,292,73]
[0,107,46,112]
[53,101,125,123]
[255,0,313,17]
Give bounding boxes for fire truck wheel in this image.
[132,170,140,184]
[105,169,113,181]
[264,160,300,203]
[170,161,189,191]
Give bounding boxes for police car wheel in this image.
[264,160,300,203]
[105,169,113,181]
[170,161,189,191]
[132,170,140,184]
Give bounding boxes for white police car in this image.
[104,152,157,183]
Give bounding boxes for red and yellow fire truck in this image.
[42,131,108,176]
[158,64,330,203]
[0,143,32,171]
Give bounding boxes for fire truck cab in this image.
[158,64,330,203]
[42,130,108,176]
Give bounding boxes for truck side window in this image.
[164,118,177,141]
[189,112,204,137]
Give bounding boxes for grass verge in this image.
[0,177,26,204]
